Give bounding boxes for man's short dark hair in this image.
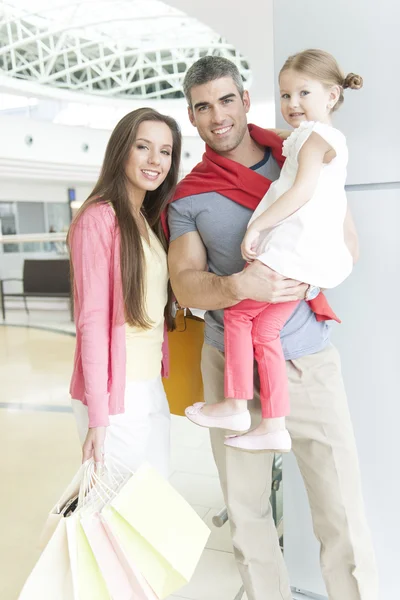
[183,56,244,106]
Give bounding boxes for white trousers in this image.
[71,375,170,478]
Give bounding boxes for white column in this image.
[272,0,400,597]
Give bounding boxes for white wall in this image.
[0,180,92,204]
[0,113,206,183]
[273,0,399,185]
[285,184,400,598]
[273,1,400,598]
[0,115,105,168]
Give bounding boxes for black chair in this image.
[0,259,73,320]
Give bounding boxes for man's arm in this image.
[168,230,307,310]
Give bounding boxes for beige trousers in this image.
[201,343,378,600]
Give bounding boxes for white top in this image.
[125,221,168,381]
[249,121,353,288]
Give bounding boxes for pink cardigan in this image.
[69,202,170,428]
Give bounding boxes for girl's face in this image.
[279,69,340,128]
[125,120,173,194]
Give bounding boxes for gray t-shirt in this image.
[168,150,331,360]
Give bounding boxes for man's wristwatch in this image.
[305,284,320,301]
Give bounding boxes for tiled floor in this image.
[1,309,312,600]
[0,313,244,600]
[1,306,76,335]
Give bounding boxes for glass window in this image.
[0,202,19,253]
[17,201,45,252]
[46,203,71,234]
[45,203,70,254]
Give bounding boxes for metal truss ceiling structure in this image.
[0,0,251,99]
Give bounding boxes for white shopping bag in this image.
[18,519,74,600]
[39,462,86,550]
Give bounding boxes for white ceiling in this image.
[0,0,251,99]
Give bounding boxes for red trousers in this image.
[224,299,300,418]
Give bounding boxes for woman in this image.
[68,108,181,478]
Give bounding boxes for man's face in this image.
[188,77,250,154]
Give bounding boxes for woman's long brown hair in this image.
[68,108,181,331]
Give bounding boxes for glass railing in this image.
[0,232,68,255]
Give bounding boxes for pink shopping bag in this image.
[80,512,135,600]
[101,511,159,600]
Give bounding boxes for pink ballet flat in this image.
[185,402,251,432]
[224,428,292,452]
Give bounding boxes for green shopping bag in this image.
[66,512,110,600]
[101,463,210,599]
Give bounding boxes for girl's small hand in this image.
[82,426,106,466]
[241,228,260,262]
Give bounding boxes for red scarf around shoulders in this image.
[163,124,339,323]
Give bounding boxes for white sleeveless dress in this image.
[249,121,353,288]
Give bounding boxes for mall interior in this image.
[0,1,399,599]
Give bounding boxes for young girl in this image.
[185,49,361,452]
[68,108,181,476]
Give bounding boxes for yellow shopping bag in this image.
[101,463,210,599]
[163,308,204,416]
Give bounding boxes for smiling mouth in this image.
[289,112,305,118]
[212,125,233,136]
[141,169,160,179]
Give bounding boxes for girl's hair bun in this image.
[343,73,363,90]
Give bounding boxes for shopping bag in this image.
[66,511,110,600]
[80,512,135,600]
[18,519,74,600]
[65,459,151,600]
[82,461,160,600]
[101,463,210,599]
[39,462,86,550]
[102,507,162,600]
[163,308,204,416]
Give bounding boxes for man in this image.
[167,56,377,600]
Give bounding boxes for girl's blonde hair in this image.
[279,49,363,111]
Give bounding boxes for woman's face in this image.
[125,120,174,193]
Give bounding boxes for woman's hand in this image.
[241,227,260,262]
[82,426,106,465]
